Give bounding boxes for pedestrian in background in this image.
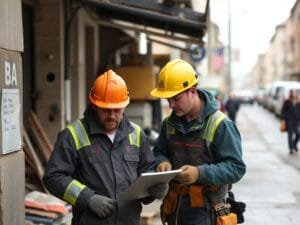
[43,70,168,225]
[225,93,240,123]
[294,93,300,151]
[216,94,226,113]
[280,89,299,154]
[150,59,246,225]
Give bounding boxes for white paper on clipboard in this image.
[117,169,182,201]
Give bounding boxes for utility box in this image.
[114,66,157,100]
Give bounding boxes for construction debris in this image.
[25,191,71,225]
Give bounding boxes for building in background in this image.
[247,0,300,89]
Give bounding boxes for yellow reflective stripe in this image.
[208,112,226,142]
[67,120,91,150]
[204,110,226,143]
[129,122,141,147]
[203,112,214,140]
[136,125,141,147]
[67,125,80,150]
[63,180,86,205]
[76,120,91,147]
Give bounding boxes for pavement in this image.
[141,104,300,225]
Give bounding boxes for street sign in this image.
[189,44,206,62]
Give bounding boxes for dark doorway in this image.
[22,3,35,128]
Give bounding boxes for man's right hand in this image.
[88,194,116,218]
[156,161,172,172]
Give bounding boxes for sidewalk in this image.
[234,105,300,225]
[142,105,300,224]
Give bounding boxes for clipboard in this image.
[117,169,182,201]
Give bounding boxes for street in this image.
[142,103,300,225]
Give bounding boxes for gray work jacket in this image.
[43,108,156,225]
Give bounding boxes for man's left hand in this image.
[176,165,199,185]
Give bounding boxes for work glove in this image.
[148,183,169,199]
[88,194,116,219]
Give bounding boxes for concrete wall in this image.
[70,9,99,120]
[0,0,25,224]
[34,0,65,142]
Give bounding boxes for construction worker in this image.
[43,70,168,225]
[150,59,246,225]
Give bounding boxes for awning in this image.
[82,0,209,45]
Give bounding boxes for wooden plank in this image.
[23,130,44,181]
[27,111,53,165]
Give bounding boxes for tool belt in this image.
[160,182,212,224]
[160,182,237,225]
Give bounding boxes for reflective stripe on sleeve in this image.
[63,179,86,205]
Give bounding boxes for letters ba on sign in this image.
[0,60,21,154]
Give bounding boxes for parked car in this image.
[260,84,272,109]
[234,89,255,104]
[273,81,300,117]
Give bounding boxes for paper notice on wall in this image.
[1,89,21,154]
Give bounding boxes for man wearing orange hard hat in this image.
[43,70,168,225]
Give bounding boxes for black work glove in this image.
[88,194,116,219]
[147,183,169,199]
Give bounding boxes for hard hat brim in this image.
[89,96,130,109]
[150,88,183,99]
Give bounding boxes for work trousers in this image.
[167,196,212,225]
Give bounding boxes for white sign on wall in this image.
[1,89,21,154]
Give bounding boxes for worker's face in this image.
[94,107,125,133]
[167,88,194,117]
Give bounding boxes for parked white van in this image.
[265,81,287,112]
[273,81,300,117]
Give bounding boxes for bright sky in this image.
[210,0,296,82]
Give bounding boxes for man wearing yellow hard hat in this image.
[151,59,246,225]
[43,70,168,225]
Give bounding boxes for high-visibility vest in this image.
[166,110,227,145]
[62,119,141,205]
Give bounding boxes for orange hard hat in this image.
[89,70,129,108]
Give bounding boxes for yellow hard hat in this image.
[89,70,129,108]
[150,59,198,98]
